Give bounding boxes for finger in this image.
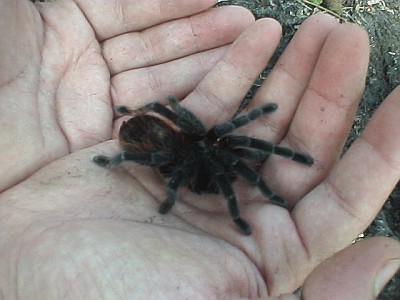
[263,22,370,204]
[183,18,282,128]
[74,0,217,41]
[103,6,255,75]
[111,46,228,109]
[303,237,400,300]
[294,85,400,262]
[243,14,340,141]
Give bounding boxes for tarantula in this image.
[93,96,313,235]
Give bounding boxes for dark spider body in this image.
[93,97,313,235]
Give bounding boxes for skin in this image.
[0,0,399,299]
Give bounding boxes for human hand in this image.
[0,0,253,191]
[1,1,400,299]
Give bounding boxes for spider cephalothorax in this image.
[93,96,313,235]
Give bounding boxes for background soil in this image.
[216,1,399,299]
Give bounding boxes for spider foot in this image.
[93,155,112,167]
[93,153,123,167]
[292,152,314,165]
[159,200,175,214]
[114,105,133,115]
[234,217,251,235]
[269,194,288,208]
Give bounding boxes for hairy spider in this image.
[93,96,313,235]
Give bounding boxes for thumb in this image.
[302,236,400,300]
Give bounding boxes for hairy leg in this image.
[93,151,175,167]
[210,103,277,137]
[218,149,287,207]
[221,135,313,165]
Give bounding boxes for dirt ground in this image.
[216,0,399,298]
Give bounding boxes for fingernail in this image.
[374,258,400,297]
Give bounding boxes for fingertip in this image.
[183,17,282,128]
[214,4,256,25]
[301,12,340,29]
[256,17,283,39]
[328,20,370,62]
[357,84,400,179]
[308,20,370,102]
[374,257,400,297]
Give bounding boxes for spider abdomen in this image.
[119,115,182,153]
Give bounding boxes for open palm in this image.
[1,0,400,298]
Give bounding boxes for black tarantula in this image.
[93,96,313,235]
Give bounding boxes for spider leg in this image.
[166,96,206,136]
[113,105,134,115]
[230,148,269,161]
[210,103,277,137]
[208,155,251,235]
[93,151,175,167]
[218,150,287,208]
[158,170,185,214]
[158,157,196,214]
[221,135,314,165]
[159,158,252,236]
[216,174,251,235]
